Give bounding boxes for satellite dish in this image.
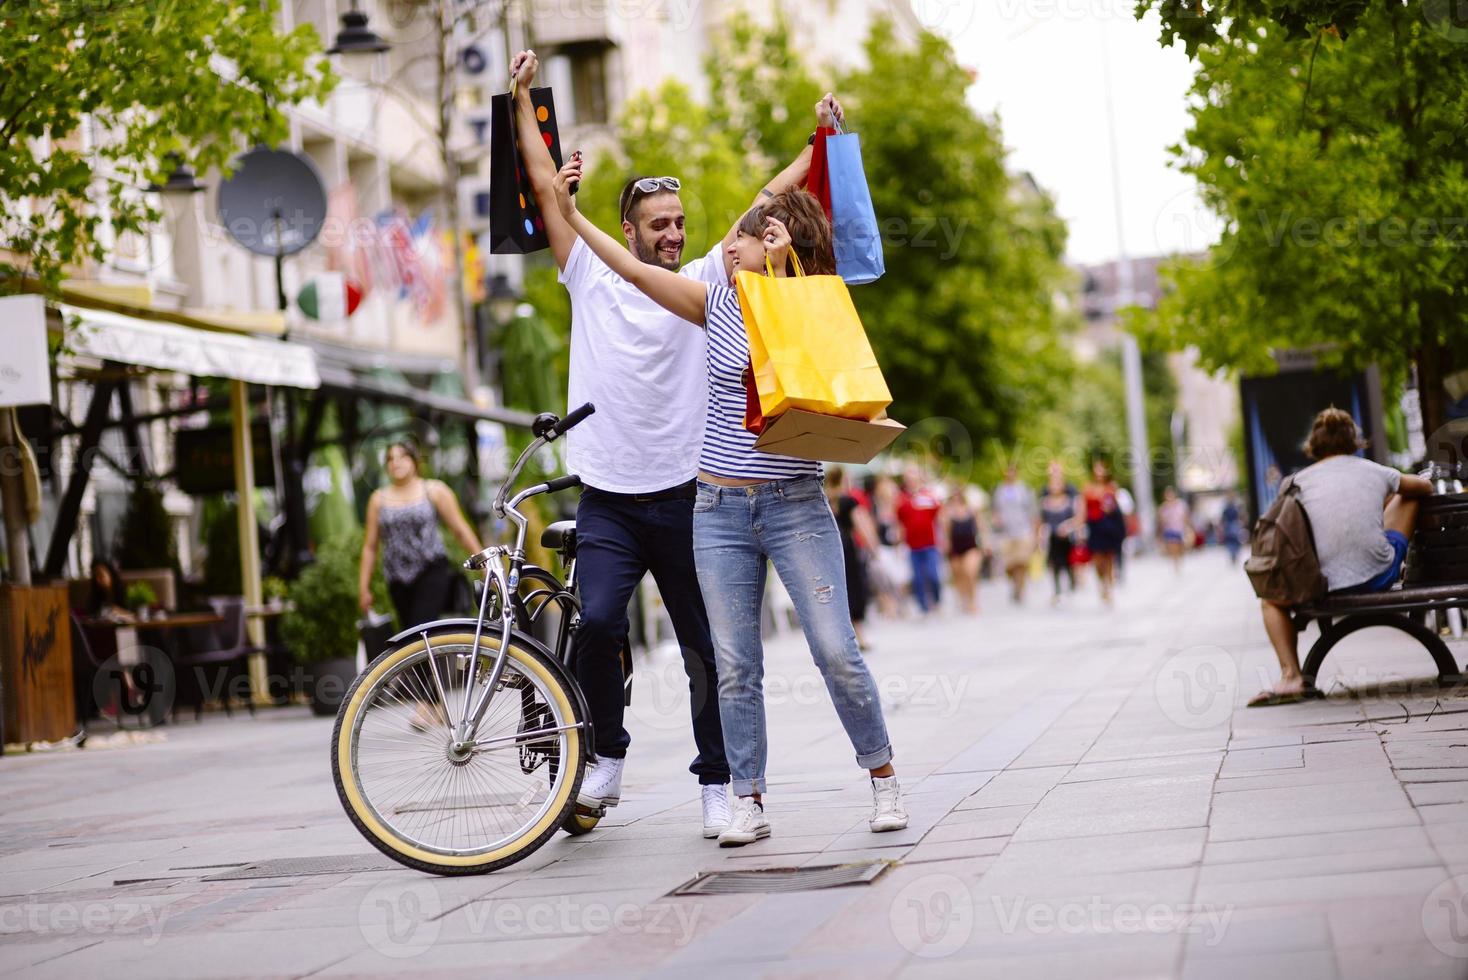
[217,148,328,257]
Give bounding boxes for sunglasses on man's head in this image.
[622,176,681,220]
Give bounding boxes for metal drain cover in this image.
[201,854,400,881]
[670,860,893,896]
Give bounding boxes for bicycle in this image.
[331,403,611,876]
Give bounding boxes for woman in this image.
[1039,463,1079,605]
[551,155,907,846]
[867,473,910,619]
[942,490,983,615]
[825,467,880,649]
[1082,459,1126,605]
[1158,486,1191,573]
[86,558,129,620]
[359,441,483,628]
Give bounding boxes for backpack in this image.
[1244,475,1328,605]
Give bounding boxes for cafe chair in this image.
[174,597,261,721]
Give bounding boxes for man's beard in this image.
[633,234,681,271]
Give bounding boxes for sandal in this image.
[1247,687,1324,708]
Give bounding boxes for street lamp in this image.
[328,0,390,78]
[147,153,205,195]
[487,272,519,326]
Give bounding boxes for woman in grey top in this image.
[359,441,483,629]
[1250,408,1434,707]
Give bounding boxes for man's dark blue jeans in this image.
[574,483,730,785]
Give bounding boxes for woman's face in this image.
[93,564,112,590]
[385,446,417,483]
[727,229,768,279]
[1092,461,1108,481]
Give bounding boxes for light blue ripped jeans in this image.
[693,476,894,797]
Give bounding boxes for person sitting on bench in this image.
[1251,407,1435,707]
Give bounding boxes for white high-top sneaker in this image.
[870,775,908,832]
[718,796,771,847]
[701,784,732,839]
[577,756,625,808]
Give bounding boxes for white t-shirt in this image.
[559,238,727,493]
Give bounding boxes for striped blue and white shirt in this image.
[700,284,822,482]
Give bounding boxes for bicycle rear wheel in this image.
[332,630,584,876]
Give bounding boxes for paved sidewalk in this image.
[5,555,1468,978]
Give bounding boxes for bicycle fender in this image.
[387,620,597,757]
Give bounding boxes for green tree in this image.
[0,0,335,297]
[835,20,1075,452]
[1133,1,1468,433]
[1135,0,1372,54]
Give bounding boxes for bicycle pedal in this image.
[574,802,606,818]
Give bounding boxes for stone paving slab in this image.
[4,557,1468,978]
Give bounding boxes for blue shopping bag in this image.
[826,124,885,285]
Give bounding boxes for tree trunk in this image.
[0,408,33,586]
[1417,337,1453,443]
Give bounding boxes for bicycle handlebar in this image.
[550,402,595,440]
[541,474,583,495]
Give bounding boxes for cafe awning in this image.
[61,304,320,389]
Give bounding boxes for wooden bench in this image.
[1293,583,1468,685]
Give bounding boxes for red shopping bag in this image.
[804,127,837,221]
[742,362,768,435]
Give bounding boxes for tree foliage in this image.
[1136,0,1373,54]
[1133,0,1468,431]
[0,0,335,296]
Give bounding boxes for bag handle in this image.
[763,251,806,279]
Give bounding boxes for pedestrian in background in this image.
[359,441,482,628]
[1040,462,1079,605]
[897,466,945,614]
[1082,459,1126,606]
[867,473,910,620]
[942,489,983,614]
[826,467,880,649]
[1158,486,1191,572]
[992,465,1038,605]
[1220,492,1246,564]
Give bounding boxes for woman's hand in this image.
[551,154,583,219]
[816,92,845,130]
[358,585,373,614]
[510,49,538,89]
[762,215,792,276]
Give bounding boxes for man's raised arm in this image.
[510,50,578,271]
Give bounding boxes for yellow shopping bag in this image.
[735,254,892,420]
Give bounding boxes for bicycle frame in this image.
[444,428,585,761]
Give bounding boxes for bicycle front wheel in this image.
[331,631,585,876]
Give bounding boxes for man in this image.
[896,466,944,614]
[991,465,1038,604]
[509,51,830,837]
[1250,408,1434,706]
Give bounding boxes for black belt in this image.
[587,479,698,503]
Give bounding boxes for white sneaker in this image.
[577,756,625,808]
[701,784,732,839]
[717,797,771,847]
[870,775,908,832]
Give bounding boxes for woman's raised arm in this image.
[551,156,709,326]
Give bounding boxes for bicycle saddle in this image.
[541,520,577,556]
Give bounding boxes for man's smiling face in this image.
[624,191,686,270]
